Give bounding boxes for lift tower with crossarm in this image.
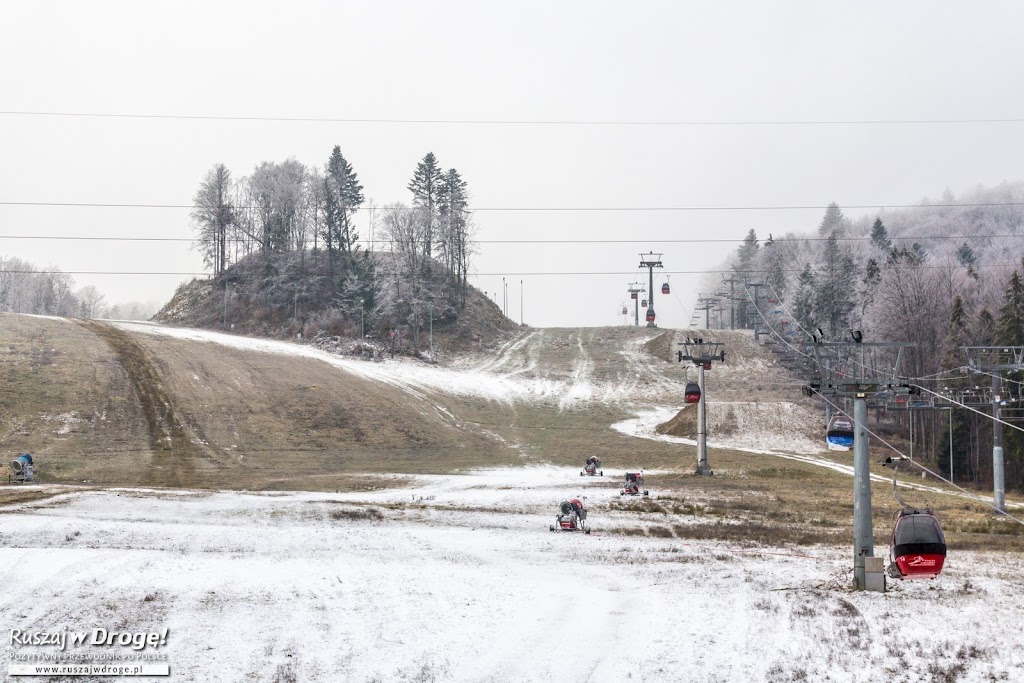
[677,337,726,476]
[639,252,663,328]
[804,334,914,591]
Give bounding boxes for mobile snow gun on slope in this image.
[9,454,34,483]
[620,471,649,496]
[550,498,590,534]
[581,456,603,476]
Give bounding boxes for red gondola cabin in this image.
[889,510,946,579]
[661,283,670,294]
[645,310,656,323]
[684,382,701,404]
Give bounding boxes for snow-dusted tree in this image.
[869,218,891,252]
[324,146,364,257]
[191,164,235,277]
[246,160,307,253]
[760,236,789,299]
[818,202,849,237]
[868,257,948,377]
[736,229,759,272]
[78,285,107,319]
[792,264,816,334]
[957,242,979,279]
[860,257,881,317]
[376,203,430,346]
[408,152,443,260]
[437,168,472,301]
[996,263,1024,345]
[813,234,857,338]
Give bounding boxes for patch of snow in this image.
[2,477,1022,681]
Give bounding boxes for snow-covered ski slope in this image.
[3,471,1022,682]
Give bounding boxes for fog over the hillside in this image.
[3,1,1024,327]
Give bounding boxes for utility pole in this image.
[502,277,506,317]
[963,345,1024,513]
[804,335,914,591]
[638,252,663,328]
[360,298,365,338]
[677,337,727,476]
[428,298,434,360]
[520,280,523,325]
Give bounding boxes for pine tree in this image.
[793,264,816,334]
[736,229,759,272]
[944,294,969,367]
[977,308,995,345]
[813,234,857,338]
[818,202,848,237]
[325,146,365,257]
[763,238,786,299]
[996,266,1024,345]
[869,217,891,252]
[957,242,979,280]
[408,152,444,260]
[860,257,881,316]
[437,168,470,299]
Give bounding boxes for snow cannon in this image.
[550,497,590,534]
[10,454,34,482]
[620,471,649,496]
[581,456,603,477]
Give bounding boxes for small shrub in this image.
[329,507,383,521]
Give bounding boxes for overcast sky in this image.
[3,1,1024,328]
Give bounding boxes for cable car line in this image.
[816,392,1024,525]
[6,110,1024,126]
[913,384,1024,438]
[5,232,1024,246]
[5,199,1024,215]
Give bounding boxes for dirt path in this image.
[77,320,201,487]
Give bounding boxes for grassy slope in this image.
[1,312,1020,554]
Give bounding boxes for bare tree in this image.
[191,164,235,277]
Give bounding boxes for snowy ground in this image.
[3,469,1023,682]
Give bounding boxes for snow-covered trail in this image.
[613,407,1024,510]
[2,473,1022,682]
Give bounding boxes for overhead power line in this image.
[4,110,1024,126]
[3,200,1024,212]
[2,264,1019,277]
[0,233,1022,245]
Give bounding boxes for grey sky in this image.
[3,0,1024,327]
